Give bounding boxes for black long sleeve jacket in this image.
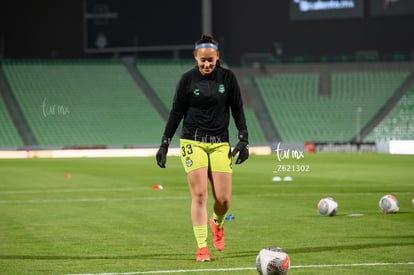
[162,66,247,143]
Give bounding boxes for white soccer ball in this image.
[256,246,290,275]
[379,194,399,214]
[317,197,338,216]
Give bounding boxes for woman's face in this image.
[194,47,219,75]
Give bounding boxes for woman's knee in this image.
[216,196,231,208]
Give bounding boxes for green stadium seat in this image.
[4,58,408,147]
[2,59,165,147]
[255,71,409,142]
[365,86,414,141]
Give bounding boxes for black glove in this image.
[231,130,249,165]
[156,136,170,168]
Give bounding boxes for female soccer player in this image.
[156,34,249,262]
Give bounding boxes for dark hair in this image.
[194,34,220,66]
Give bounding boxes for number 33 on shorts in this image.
[182,144,193,157]
[181,144,194,167]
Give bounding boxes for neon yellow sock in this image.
[193,225,208,248]
[213,212,226,228]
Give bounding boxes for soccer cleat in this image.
[196,246,211,262]
[209,217,224,251]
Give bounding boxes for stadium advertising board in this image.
[389,140,414,154]
[313,142,377,152]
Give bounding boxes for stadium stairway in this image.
[358,71,414,141]
[0,64,34,147]
[121,57,170,122]
[135,59,194,110]
[0,94,25,147]
[133,59,194,145]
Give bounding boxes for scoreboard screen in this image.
[290,0,364,21]
[370,0,414,16]
[83,0,201,53]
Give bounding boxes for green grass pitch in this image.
[0,153,413,274]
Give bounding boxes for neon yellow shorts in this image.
[179,139,232,174]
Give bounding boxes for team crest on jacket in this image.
[218,84,225,93]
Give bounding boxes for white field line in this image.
[0,191,414,204]
[1,190,413,204]
[0,188,134,195]
[0,196,188,204]
[1,189,412,196]
[66,262,414,275]
[0,188,188,204]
